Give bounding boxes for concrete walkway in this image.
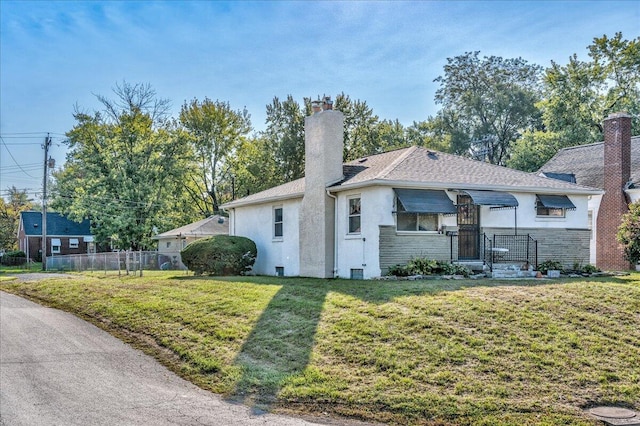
[0,291,339,426]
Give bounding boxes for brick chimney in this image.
[298,100,344,278]
[596,112,632,270]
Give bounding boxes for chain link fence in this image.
[45,251,187,274]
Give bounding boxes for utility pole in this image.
[41,134,52,271]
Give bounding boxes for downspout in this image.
[231,208,236,236]
[326,189,338,278]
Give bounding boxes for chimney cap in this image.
[606,112,632,120]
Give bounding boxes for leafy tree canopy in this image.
[0,187,32,250]
[433,51,543,165]
[52,82,192,250]
[179,98,251,215]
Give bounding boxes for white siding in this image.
[335,187,394,279]
[230,199,301,276]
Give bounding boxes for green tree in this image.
[433,52,543,165]
[334,93,381,161]
[538,33,640,147]
[506,130,564,172]
[0,187,32,250]
[179,98,252,215]
[617,200,640,266]
[262,95,307,183]
[52,82,191,250]
[229,136,279,197]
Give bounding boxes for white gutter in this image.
[326,189,338,278]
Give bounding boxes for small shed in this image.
[152,215,229,269]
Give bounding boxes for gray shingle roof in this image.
[20,211,92,237]
[152,215,229,239]
[539,136,640,189]
[222,146,601,209]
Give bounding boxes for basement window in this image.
[275,266,284,277]
[350,269,364,280]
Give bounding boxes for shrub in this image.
[617,200,640,266]
[386,258,471,277]
[180,235,257,276]
[386,264,411,277]
[406,257,438,275]
[581,264,600,274]
[436,262,471,277]
[538,260,563,274]
[1,250,27,266]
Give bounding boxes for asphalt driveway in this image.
[0,290,333,426]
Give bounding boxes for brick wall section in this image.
[379,225,591,273]
[597,113,632,270]
[482,227,591,270]
[379,225,454,274]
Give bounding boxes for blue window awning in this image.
[394,189,457,214]
[460,190,519,208]
[536,194,576,210]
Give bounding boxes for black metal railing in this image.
[492,234,537,269]
[448,233,538,272]
[483,234,493,271]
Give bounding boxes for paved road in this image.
[0,291,333,426]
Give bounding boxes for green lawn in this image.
[2,272,639,425]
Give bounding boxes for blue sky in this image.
[1,0,639,199]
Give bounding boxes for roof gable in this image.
[539,136,640,189]
[153,215,229,239]
[20,211,92,236]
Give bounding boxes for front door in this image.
[457,194,480,260]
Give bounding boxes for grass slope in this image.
[2,272,639,425]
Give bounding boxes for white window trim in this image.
[347,195,362,235]
[69,238,79,249]
[273,206,283,240]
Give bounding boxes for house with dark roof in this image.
[151,214,229,269]
[17,211,94,261]
[222,104,602,279]
[539,113,638,270]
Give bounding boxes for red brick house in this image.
[539,113,639,270]
[17,211,95,261]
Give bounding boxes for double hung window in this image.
[348,197,361,233]
[274,207,283,238]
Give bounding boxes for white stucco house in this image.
[152,215,229,269]
[221,103,602,279]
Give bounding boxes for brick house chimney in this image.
[299,102,344,278]
[596,112,632,270]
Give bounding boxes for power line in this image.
[0,136,39,178]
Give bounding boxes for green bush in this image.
[180,235,257,276]
[1,250,27,266]
[581,264,600,274]
[617,200,640,266]
[538,260,563,274]
[386,264,411,277]
[407,257,438,275]
[386,257,470,277]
